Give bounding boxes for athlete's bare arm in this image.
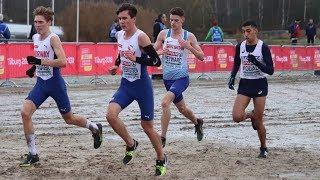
[41,36,67,68]
[178,32,204,61]
[154,30,166,52]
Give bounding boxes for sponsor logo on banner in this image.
[299,56,311,62]
[217,48,227,68]
[187,50,196,69]
[289,50,298,68]
[94,56,113,65]
[7,57,28,67]
[0,55,4,75]
[204,56,213,62]
[66,57,75,64]
[275,56,288,62]
[81,48,92,71]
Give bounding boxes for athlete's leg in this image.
[106,102,135,146]
[21,100,37,155]
[252,96,267,148]
[61,112,97,130]
[161,77,189,138]
[141,120,165,160]
[21,83,48,158]
[174,99,197,124]
[232,94,252,123]
[160,91,175,138]
[52,87,99,133]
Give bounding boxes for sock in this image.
[86,120,98,133]
[26,134,37,155]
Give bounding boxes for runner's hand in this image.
[109,66,118,75]
[27,56,42,65]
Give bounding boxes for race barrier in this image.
[0,42,319,81]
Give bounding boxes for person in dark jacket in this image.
[305,19,317,45]
[289,19,301,45]
[153,13,167,43]
[0,14,11,41]
[152,13,167,80]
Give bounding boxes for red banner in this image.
[0,44,7,79]
[1,43,319,80]
[197,44,215,73]
[296,46,313,70]
[77,43,96,76]
[281,46,300,70]
[61,43,78,76]
[307,46,320,70]
[6,43,34,78]
[213,45,234,71]
[95,43,119,75]
[269,45,283,71]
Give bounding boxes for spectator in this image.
[205,20,223,43]
[28,24,37,40]
[0,14,11,40]
[153,13,167,43]
[289,19,301,45]
[108,19,121,42]
[152,13,167,80]
[305,18,317,45]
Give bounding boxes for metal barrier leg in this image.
[90,75,107,85]
[0,79,18,87]
[197,73,212,80]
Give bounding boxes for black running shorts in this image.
[237,78,268,98]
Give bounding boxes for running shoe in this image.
[195,118,204,141]
[123,139,139,164]
[258,147,268,158]
[155,154,167,176]
[19,153,39,167]
[92,123,103,149]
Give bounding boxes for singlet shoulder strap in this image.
[166,29,171,38]
[183,30,188,40]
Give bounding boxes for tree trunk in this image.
[281,0,285,29]
[226,0,231,25]
[240,0,244,22]
[286,0,291,25]
[303,0,307,21]
[247,0,251,19]
[258,0,263,28]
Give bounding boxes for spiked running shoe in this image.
[195,118,204,141]
[92,123,103,149]
[258,147,268,158]
[161,136,166,148]
[19,153,39,167]
[155,154,167,176]
[123,139,139,165]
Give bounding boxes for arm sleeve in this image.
[230,44,241,77]
[257,44,274,75]
[135,45,161,67]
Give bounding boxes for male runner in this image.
[20,6,102,167]
[107,3,167,176]
[154,7,205,147]
[228,20,274,158]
